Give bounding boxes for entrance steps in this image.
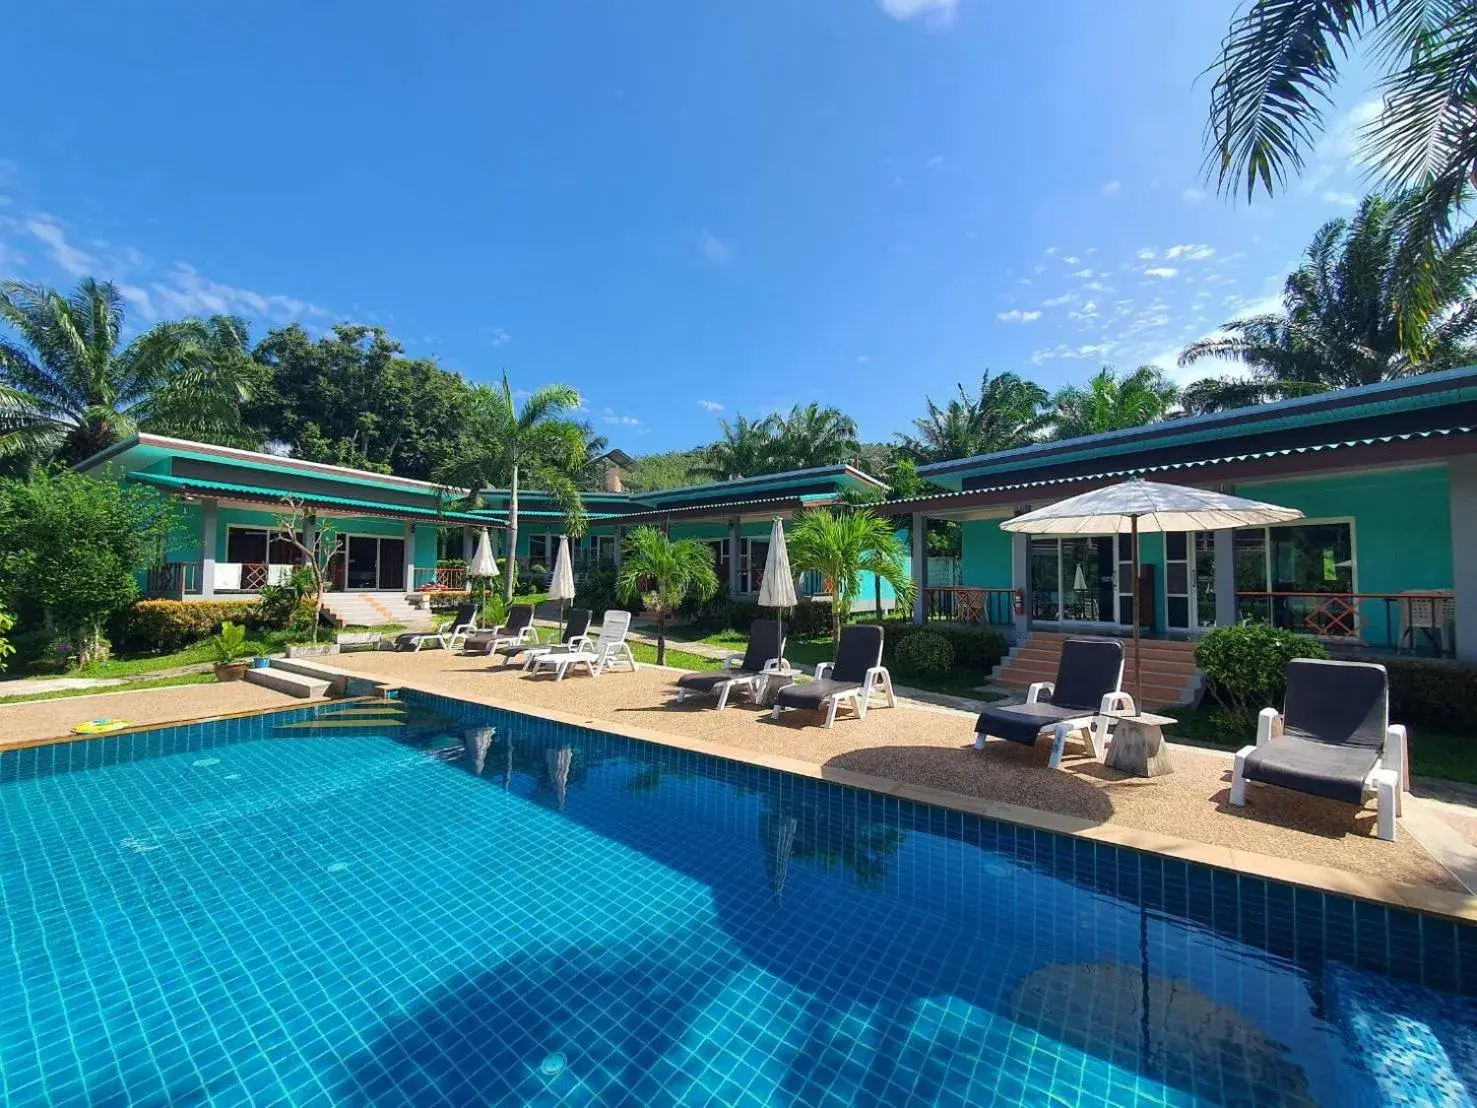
[319,592,432,629]
[245,665,331,699]
[989,631,1202,709]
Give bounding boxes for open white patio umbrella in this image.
[1001,478,1301,702]
[548,536,577,641]
[468,528,500,614]
[756,518,798,645]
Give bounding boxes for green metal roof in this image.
[125,472,495,524]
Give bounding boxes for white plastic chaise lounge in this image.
[498,608,592,668]
[393,603,478,652]
[675,618,788,711]
[460,604,536,656]
[1230,658,1408,841]
[972,637,1135,770]
[527,610,638,682]
[770,624,894,729]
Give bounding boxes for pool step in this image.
[276,718,406,729]
[245,665,330,699]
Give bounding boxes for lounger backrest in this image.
[562,609,592,643]
[505,604,533,632]
[1282,658,1388,749]
[741,620,784,672]
[452,603,479,628]
[1052,638,1124,711]
[833,624,884,684]
[595,610,632,647]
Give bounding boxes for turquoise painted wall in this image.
[959,520,1013,589]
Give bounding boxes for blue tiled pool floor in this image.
[0,700,1472,1105]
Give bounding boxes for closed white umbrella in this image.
[548,536,576,639]
[468,528,499,618]
[756,518,798,647]
[1002,478,1301,702]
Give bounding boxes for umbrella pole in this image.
[1131,514,1142,706]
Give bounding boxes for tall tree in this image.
[247,323,482,479]
[0,279,256,468]
[786,508,913,646]
[1050,367,1180,440]
[769,403,860,470]
[896,371,1051,462]
[437,374,588,605]
[697,414,776,480]
[1202,0,1477,344]
[615,526,720,665]
[1179,192,1477,412]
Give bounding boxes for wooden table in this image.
[1104,712,1177,777]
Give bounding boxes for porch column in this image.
[728,517,741,598]
[403,522,416,593]
[1213,528,1237,628]
[911,513,926,624]
[613,526,625,570]
[200,498,218,598]
[462,526,475,561]
[1450,456,1477,660]
[1011,532,1029,640]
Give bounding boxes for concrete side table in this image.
[1104,712,1177,777]
[753,667,801,707]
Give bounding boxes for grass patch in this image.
[0,672,216,705]
[77,632,298,677]
[630,643,725,671]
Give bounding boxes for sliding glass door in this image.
[341,535,407,591]
[1029,536,1117,624]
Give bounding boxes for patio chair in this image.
[972,638,1134,769]
[770,624,894,729]
[496,608,592,667]
[1230,658,1408,842]
[527,610,638,681]
[461,604,536,655]
[675,619,788,711]
[393,603,478,652]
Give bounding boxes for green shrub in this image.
[111,600,262,653]
[881,622,1007,673]
[684,595,836,639]
[478,592,509,630]
[210,621,251,664]
[1195,621,1329,718]
[894,630,954,677]
[574,564,622,618]
[0,603,13,673]
[1384,658,1477,733]
[256,566,318,629]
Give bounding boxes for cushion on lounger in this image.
[832,625,884,684]
[1242,737,1382,805]
[974,701,1090,745]
[677,669,756,694]
[1050,638,1124,712]
[738,620,783,674]
[775,677,867,712]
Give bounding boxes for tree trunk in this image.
[874,574,882,622]
[504,463,519,606]
[656,612,667,666]
[832,602,842,648]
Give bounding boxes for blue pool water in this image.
[0,694,1474,1107]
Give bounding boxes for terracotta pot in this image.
[214,661,249,682]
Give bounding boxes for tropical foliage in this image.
[1179,192,1477,412]
[0,279,256,469]
[896,371,1051,462]
[1050,366,1180,439]
[437,374,589,604]
[785,508,913,645]
[697,403,859,479]
[614,526,721,664]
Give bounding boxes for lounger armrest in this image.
[722,652,745,670]
[1100,691,1135,716]
[1026,682,1054,705]
[762,658,789,674]
[1386,724,1408,792]
[1255,708,1282,747]
[518,626,539,643]
[865,665,889,686]
[815,661,835,680]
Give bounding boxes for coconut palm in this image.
[769,403,860,470]
[437,374,589,605]
[697,413,776,480]
[1179,193,1477,413]
[1202,0,1477,343]
[897,371,1052,462]
[785,508,913,646]
[0,278,257,467]
[615,526,720,665]
[1050,367,1180,440]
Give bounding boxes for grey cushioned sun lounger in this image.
[394,603,477,652]
[497,609,592,666]
[1231,658,1408,841]
[461,604,534,655]
[675,619,786,710]
[973,638,1133,769]
[771,624,894,729]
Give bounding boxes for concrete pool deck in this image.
[0,681,300,747]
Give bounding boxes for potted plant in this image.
[211,621,252,682]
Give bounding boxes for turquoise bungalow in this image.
[889,367,1477,663]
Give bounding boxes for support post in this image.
[200,498,218,598]
[728,517,741,598]
[1213,527,1236,628]
[403,522,416,593]
[462,526,475,562]
[1011,531,1029,641]
[613,526,625,570]
[911,513,926,624]
[1450,456,1477,661]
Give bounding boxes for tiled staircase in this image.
[989,631,1202,709]
[319,592,433,629]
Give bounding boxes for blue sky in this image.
[3,1,1381,452]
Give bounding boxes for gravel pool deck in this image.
[0,682,299,748]
[324,649,1471,895]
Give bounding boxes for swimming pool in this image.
[0,693,1472,1106]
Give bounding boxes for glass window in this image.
[527,534,549,564]
[227,528,268,564]
[1194,531,1217,627]
[1029,538,1060,621]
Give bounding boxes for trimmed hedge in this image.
[111,600,262,653]
[894,630,954,678]
[1384,658,1477,734]
[1196,623,1329,718]
[881,622,1007,673]
[687,597,835,640]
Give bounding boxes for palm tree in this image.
[1179,193,1477,413]
[1202,1,1477,342]
[1050,367,1180,439]
[896,371,1051,462]
[437,374,589,605]
[769,403,859,470]
[615,526,720,665]
[697,414,776,480]
[785,508,913,646]
[0,278,256,467]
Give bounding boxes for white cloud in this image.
[117,285,156,320]
[602,407,643,426]
[877,0,957,24]
[1143,266,1178,278]
[1043,246,1060,257]
[1029,342,1115,365]
[1164,243,1215,261]
[1082,281,1110,292]
[926,153,945,168]
[1040,293,1075,308]
[1323,190,1358,207]
[697,399,724,412]
[1101,180,1122,197]
[1062,255,1081,265]
[855,355,871,363]
[697,229,731,265]
[149,263,326,323]
[1068,268,1094,278]
[1181,187,1207,205]
[1016,277,1033,286]
[1136,248,1157,261]
[1317,98,1383,167]
[996,309,1042,323]
[481,326,511,346]
[24,218,96,276]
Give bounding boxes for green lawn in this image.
[630,642,725,671]
[0,672,216,705]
